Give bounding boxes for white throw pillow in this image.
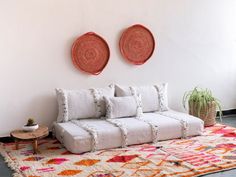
[104,95,143,119]
[56,85,114,122]
[115,83,168,112]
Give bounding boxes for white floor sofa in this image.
[53,84,204,154]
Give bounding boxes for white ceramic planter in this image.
[22,124,39,132]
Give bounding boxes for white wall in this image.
[0,0,236,136]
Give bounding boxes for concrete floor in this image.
[1,116,236,177]
[0,155,12,177]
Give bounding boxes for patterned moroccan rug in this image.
[1,124,236,177]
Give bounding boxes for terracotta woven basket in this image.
[189,101,216,127]
[119,24,155,65]
[71,32,110,75]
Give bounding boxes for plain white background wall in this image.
[0,0,236,136]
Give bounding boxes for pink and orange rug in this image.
[2,124,236,177]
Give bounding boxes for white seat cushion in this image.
[53,110,204,153]
[53,118,152,153]
[143,111,204,139]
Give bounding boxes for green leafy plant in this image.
[183,87,222,120]
[26,118,36,126]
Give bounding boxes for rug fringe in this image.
[0,143,24,177]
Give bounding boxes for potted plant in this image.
[22,118,39,132]
[183,87,222,126]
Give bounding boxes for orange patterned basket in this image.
[119,24,155,65]
[71,32,110,75]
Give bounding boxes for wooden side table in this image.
[10,125,49,154]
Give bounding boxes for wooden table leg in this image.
[15,139,19,150]
[33,139,38,154]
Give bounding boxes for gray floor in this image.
[1,116,236,177]
[0,155,13,177]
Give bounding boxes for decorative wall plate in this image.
[71,32,110,75]
[119,24,155,65]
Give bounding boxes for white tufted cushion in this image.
[104,95,143,119]
[56,85,114,122]
[115,83,168,112]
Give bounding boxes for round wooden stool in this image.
[10,125,49,154]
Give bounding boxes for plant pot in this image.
[22,124,39,132]
[189,101,216,126]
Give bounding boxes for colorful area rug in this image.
[2,124,236,177]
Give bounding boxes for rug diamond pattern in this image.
[1,124,236,176]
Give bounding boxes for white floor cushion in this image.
[53,110,204,154]
[53,118,152,153]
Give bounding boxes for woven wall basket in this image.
[71,32,110,75]
[189,101,217,127]
[119,24,155,65]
